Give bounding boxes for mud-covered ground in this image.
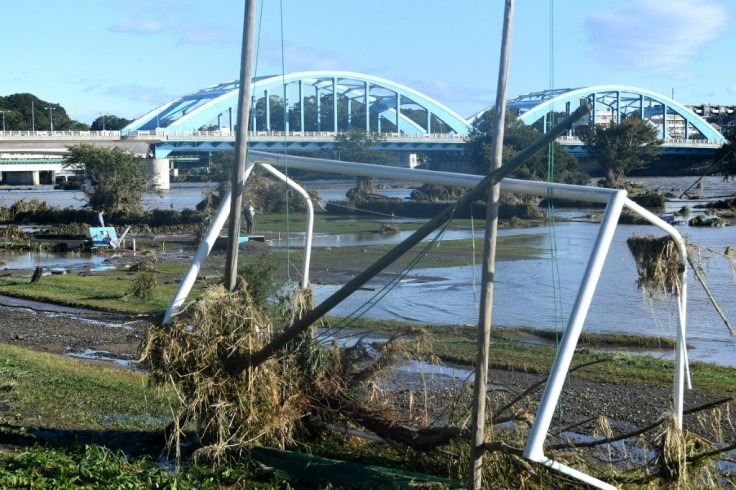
[0,295,150,369]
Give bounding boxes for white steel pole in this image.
[259,163,314,287]
[624,198,690,425]
[524,190,626,460]
[163,188,232,325]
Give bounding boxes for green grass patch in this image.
[0,263,218,316]
[256,213,426,234]
[0,443,282,489]
[0,272,175,316]
[431,335,735,394]
[0,344,173,430]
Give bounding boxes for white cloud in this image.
[667,71,699,81]
[585,0,729,71]
[109,1,238,46]
[257,38,347,72]
[110,20,166,35]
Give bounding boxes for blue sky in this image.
[2,0,734,124]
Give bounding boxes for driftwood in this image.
[688,255,736,337]
[30,265,43,284]
[313,394,463,452]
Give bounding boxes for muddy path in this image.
[0,295,148,369]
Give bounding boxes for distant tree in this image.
[65,144,151,213]
[466,108,589,184]
[206,150,236,201]
[578,117,660,188]
[716,123,736,178]
[90,115,132,131]
[333,129,394,202]
[0,93,88,131]
[199,150,315,214]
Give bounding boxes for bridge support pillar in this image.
[3,171,40,186]
[40,170,55,185]
[147,158,170,190]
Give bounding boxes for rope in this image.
[279,0,292,286]
[678,149,734,199]
[236,2,262,248]
[546,0,569,420]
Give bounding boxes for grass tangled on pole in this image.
[627,235,684,296]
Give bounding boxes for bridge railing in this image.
[0,130,121,138]
[122,129,465,141]
[0,130,722,148]
[556,135,721,147]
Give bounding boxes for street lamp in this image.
[44,106,56,132]
[0,110,7,133]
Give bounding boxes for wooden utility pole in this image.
[225,0,257,291]
[468,1,514,488]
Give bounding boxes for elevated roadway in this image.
[0,130,722,185]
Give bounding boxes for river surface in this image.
[1,176,735,367]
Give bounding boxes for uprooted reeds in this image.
[139,278,450,464]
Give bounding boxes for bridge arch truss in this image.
[124,71,471,137]
[505,85,724,143]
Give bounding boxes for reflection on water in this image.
[268,227,491,248]
[0,180,412,211]
[0,250,108,271]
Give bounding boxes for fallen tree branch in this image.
[688,441,736,466]
[312,393,464,452]
[480,440,524,457]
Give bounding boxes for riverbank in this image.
[0,284,733,434]
[0,180,735,485]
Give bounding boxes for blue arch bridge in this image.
[0,71,724,185]
[120,71,723,162]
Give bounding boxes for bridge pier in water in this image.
[147,157,170,190]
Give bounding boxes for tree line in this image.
[0,93,130,131]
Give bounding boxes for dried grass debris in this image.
[129,259,159,273]
[627,235,684,296]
